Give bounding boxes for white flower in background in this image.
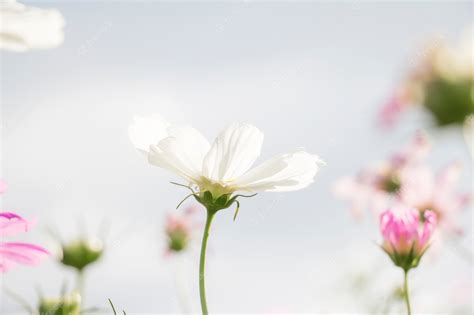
[129,115,323,198]
[432,26,474,81]
[0,0,64,52]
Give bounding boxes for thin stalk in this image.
[173,254,192,313]
[76,269,85,300]
[403,270,411,315]
[199,209,215,315]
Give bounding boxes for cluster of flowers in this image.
[334,132,471,237]
[1,3,471,312]
[0,179,105,314]
[334,132,471,313]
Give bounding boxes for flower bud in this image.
[38,292,81,315]
[60,238,103,271]
[424,77,473,127]
[166,214,191,253]
[380,207,437,271]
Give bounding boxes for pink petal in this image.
[380,207,436,256]
[333,176,372,219]
[378,93,407,128]
[418,210,437,250]
[434,162,462,200]
[0,242,49,273]
[390,131,430,167]
[399,165,435,207]
[0,212,32,237]
[0,180,6,194]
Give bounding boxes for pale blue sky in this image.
[1,1,472,313]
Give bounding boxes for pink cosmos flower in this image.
[333,132,430,218]
[380,207,437,270]
[399,162,472,235]
[0,180,49,272]
[378,89,413,129]
[165,206,200,254]
[0,212,49,272]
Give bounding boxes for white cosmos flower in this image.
[0,0,64,52]
[129,115,324,197]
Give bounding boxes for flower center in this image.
[418,204,441,222]
[198,177,235,198]
[380,173,402,194]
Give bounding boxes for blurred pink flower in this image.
[165,206,200,254]
[333,132,430,218]
[380,207,436,270]
[0,181,49,272]
[378,90,412,128]
[0,212,49,272]
[400,162,472,235]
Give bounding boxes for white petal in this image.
[232,150,324,192]
[148,125,210,183]
[128,115,170,154]
[0,1,64,52]
[202,123,264,183]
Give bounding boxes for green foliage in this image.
[108,298,126,315]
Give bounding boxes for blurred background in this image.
[1,1,472,314]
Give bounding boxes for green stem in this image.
[199,209,215,315]
[403,270,411,315]
[76,269,85,301]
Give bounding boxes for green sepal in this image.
[193,191,235,213]
[233,200,241,221]
[382,244,428,272]
[193,191,257,215]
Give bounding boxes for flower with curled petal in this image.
[129,114,323,314]
[129,114,323,213]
